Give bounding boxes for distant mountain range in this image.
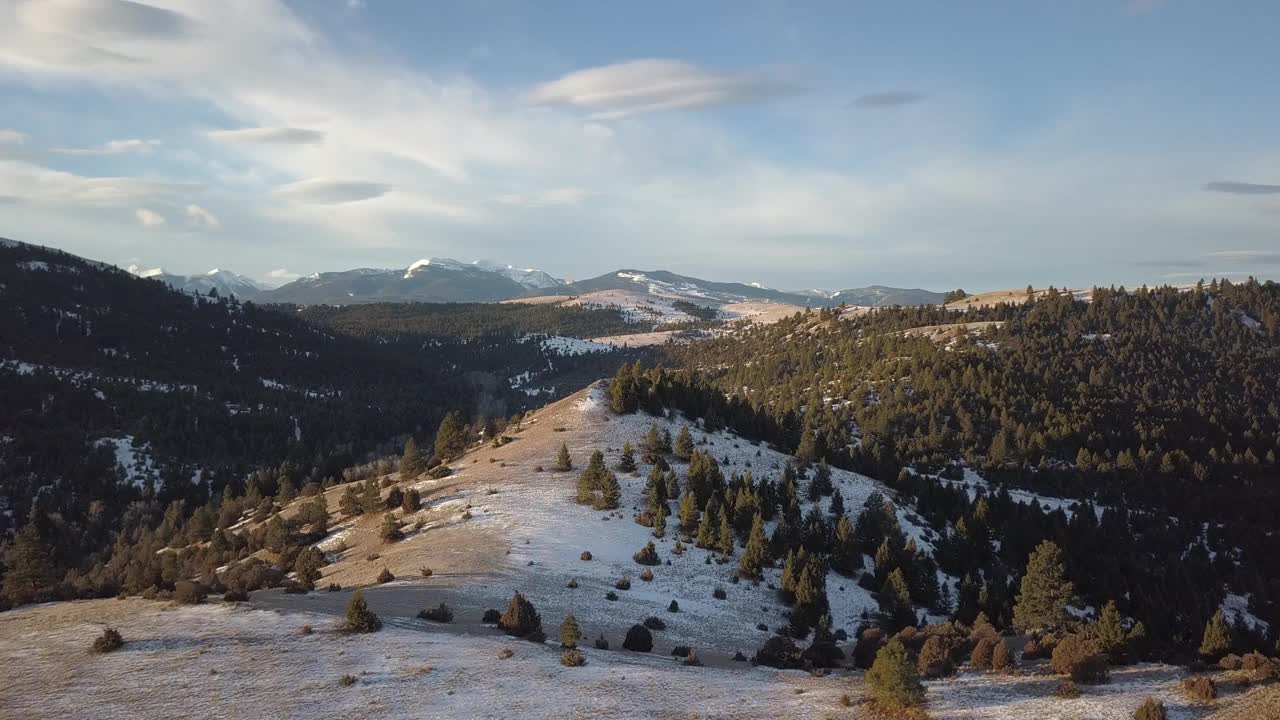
[124,255,947,307]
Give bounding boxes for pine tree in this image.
[832,515,861,574]
[660,428,673,454]
[1199,608,1231,659]
[277,477,297,505]
[617,442,637,472]
[696,500,719,549]
[339,484,363,517]
[379,513,404,543]
[2,523,52,605]
[576,450,606,505]
[644,424,662,454]
[434,410,467,461]
[498,591,543,638]
[597,468,621,510]
[401,488,421,512]
[865,639,926,709]
[344,591,382,632]
[401,437,422,479]
[1012,541,1074,632]
[360,478,383,514]
[294,547,324,589]
[1095,600,1127,662]
[665,471,679,500]
[678,492,699,535]
[560,613,581,648]
[878,568,915,633]
[738,512,769,579]
[717,511,735,556]
[554,443,573,472]
[653,504,667,539]
[674,426,694,460]
[645,465,667,515]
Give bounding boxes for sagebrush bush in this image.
[639,568,654,582]
[865,639,926,710]
[482,609,501,623]
[338,674,358,687]
[751,635,804,669]
[223,589,249,602]
[1181,676,1217,702]
[633,541,660,566]
[615,576,632,590]
[992,638,1015,672]
[668,600,679,613]
[853,627,887,669]
[92,627,123,653]
[580,551,593,561]
[498,591,542,639]
[376,567,395,584]
[560,648,586,667]
[623,624,653,652]
[1055,680,1080,698]
[683,649,703,667]
[594,633,609,650]
[1219,654,1243,671]
[970,636,997,670]
[173,580,207,605]
[643,616,666,631]
[917,635,954,678]
[417,603,453,623]
[1135,697,1167,720]
[713,586,727,600]
[1051,635,1108,684]
[344,591,382,633]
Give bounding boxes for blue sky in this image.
[0,0,1277,291]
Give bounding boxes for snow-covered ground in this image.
[94,436,160,490]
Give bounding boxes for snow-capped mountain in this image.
[129,265,268,300]
[265,258,550,305]
[473,260,564,290]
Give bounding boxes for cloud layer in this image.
[1205,181,1280,195]
[850,92,925,109]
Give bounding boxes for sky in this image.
[0,0,1278,292]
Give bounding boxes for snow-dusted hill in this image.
[129,265,267,299]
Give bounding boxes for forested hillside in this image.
[284,301,637,341]
[638,281,1280,656]
[0,242,637,607]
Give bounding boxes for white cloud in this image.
[52,138,160,156]
[185,203,219,228]
[272,178,390,204]
[0,129,27,145]
[263,267,300,285]
[498,187,589,208]
[529,59,795,119]
[207,127,325,145]
[135,208,165,226]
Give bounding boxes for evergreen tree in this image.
[664,471,679,500]
[1095,600,1128,662]
[401,488,421,513]
[717,512,735,556]
[1199,609,1231,659]
[277,477,297,505]
[617,442,637,472]
[434,410,467,461]
[644,424,662,454]
[597,468,621,510]
[832,515,861,574]
[339,484,362,517]
[554,443,573,472]
[878,568,915,633]
[696,499,719,549]
[294,547,324,590]
[360,478,383,514]
[674,426,694,460]
[380,513,404,543]
[560,613,581,648]
[1012,541,1074,632]
[401,437,422,479]
[498,591,543,638]
[2,523,52,605]
[344,591,382,632]
[678,492,699,535]
[865,639,926,709]
[738,512,769,579]
[653,504,667,539]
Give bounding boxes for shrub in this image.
[668,600,679,613]
[566,578,578,589]
[223,589,249,602]
[643,616,666,631]
[344,591,382,633]
[615,577,632,591]
[482,609,501,623]
[92,627,124,654]
[376,567,395,584]
[498,591,542,639]
[633,541,660,566]
[498,648,514,659]
[970,636,997,670]
[300,625,313,636]
[623,624,653,652]
[560,648,586,667]
[338,674,358,687]
[1055,680,1080,698]
[173,580,208,605]
[640,568,654,582]
[560,613,581,648]
[1242,651,1279,680]
[1219,654,1243,671]
[417,603,454,623]
[327,583,341,592]
[1135,697,1168,720]
[594,633,609,650]
[605,591,619,601]
[683,649,703,667]
[854,627,887,669]
[865,639,926,710]
[419,567,434,578]
[752,635,804,669]
[992,638,1015,672]
[1051,635,1109,684]
[1181,676,1217,702]
[580,551,593,561]
[713,586,727,600]
[1023,637,1049,660]
[917,635,954,678]
[671,646,691,657]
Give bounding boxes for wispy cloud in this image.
[498,187,589,208]
[850,92,926,109]
[0,129,26,145]
[264,267,301,285]
[529,59,796,119]
[207,127,325,145]
[52,138,160,156]
[1205,250,1280,264]
[185,204,220,228]
[17,0,193,40]
[135,208,165,226]
[1204,181,1280,195]
[272,178,390,204]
